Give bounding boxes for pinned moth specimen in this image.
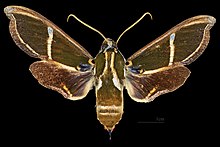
[4,5,216,136]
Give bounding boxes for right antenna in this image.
[116,12,153,45]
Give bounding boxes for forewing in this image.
[127,15,216,70]
[4,5,93,68]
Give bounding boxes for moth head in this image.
[100,38,117,53]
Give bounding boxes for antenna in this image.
[116,12,153,44]
[67,14,107,41]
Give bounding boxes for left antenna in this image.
[67,14,107,41]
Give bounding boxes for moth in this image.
[4,5,215,134]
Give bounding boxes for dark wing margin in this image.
[4,5,93,68]
[30,61,94,100]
